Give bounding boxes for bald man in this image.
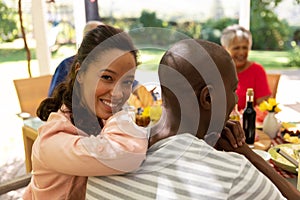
[86,39,293,199]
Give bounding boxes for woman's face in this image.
[226,37,250,69]
[78,49,136,120]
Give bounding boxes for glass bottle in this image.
[243,88,256,145]
[230,104,241,122]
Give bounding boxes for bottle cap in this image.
[247,88,254,96]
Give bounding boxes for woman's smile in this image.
[99,98,122,112]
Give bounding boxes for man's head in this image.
[83,20,105,36]
[158,39,238,140]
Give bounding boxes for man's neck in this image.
[148,107,177,147]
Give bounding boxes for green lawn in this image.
[0,42,293,72]
[139,49,292,71]
[249,50,290,70]
[0,48,37,62]
[0,42,76,63]
[138,49,165,71]
[0,43,76,76]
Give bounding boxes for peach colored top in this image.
[23,106,148,200]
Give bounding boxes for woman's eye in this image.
[101,75,113,81]
[123,80,133,85]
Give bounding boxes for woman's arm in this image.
[35,110,148,176]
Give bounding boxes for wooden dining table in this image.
[272,103,300,181]
[253,129,297,178]
[254,103,300,190]
[21,115,298,187]
[254,129,272,150]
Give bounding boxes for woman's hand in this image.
[215,120,245,150]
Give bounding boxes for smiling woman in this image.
[221,24,272,111]
[22,24,148,200]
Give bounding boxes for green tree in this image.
[288,43,300,67]
[0,1,18,42]
[200,18,238,44]
[250,0,292,50]
[139,10,163,27]
[272,0,300,5]
[130,10,169,47]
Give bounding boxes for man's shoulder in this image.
[57,55,75,68]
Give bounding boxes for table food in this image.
[282,133,300,144]
[135,115,150,127]
[281,122,300,144]
[253,129,271,151]
[127,84,162,127]
[268,144,300,174]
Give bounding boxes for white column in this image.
[31,0,51,75]
[73,0,86,49]
[239,0,251,30]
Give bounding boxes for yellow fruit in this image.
[282,122,296,129]
[283,133,300,143]
[149,105,162,122]
[142,106,150,117]
[289,136,300,143]
[283,133,290,139]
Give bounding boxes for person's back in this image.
[48,55,74,96]
[87,133,284,200]
[86,39,286,200]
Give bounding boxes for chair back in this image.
[0,174,31,195]
[13,75,52,117]
[266,73,281,98]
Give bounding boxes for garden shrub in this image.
[288,42,300,67]
[0,1,18,42]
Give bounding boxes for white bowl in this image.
[253,149,271,161]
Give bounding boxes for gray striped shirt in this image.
[86,133,285,200]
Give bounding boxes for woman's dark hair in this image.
[37,24,139,135]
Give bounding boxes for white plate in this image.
[268,144,300,174]
[17,112,31,119]
[253,149,271,161]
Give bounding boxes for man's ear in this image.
[199,85,212,110]
[75,62,83,83]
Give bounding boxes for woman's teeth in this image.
[102,100,117,108]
